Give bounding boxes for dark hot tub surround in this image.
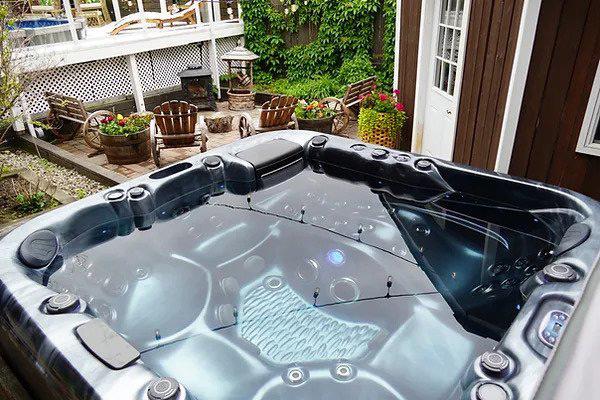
[0,132,599,400]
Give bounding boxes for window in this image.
[576,61,600,156]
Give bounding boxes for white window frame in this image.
[576,60,600,157]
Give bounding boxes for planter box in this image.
[357,109,404,149]
[297,116,334,134]
[99,128,150,165]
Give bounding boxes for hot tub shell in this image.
[0,131,599,400]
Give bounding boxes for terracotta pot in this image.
[297,116,334,134]
[99,128,151,165]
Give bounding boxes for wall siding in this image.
[509,0,600,200]
[396,0,422,150]
[453,0,523,169]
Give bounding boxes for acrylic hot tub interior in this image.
[25,161,563,400]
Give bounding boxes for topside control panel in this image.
[538,310,569,348]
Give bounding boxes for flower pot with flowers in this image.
[357,90,407,148]
[98,112,153,165]
[295,100,337,134]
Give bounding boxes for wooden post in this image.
[61,0,79,42]
[227,60,232,91]
[127,55,146,112]
[207,5,221,99]
[111,0,121,20]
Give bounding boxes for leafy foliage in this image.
[256,75,343,100]
[240,0,396,89]
[337,53,378,87]
[15,190,49,214]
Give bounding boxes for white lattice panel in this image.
[24,56,133,115]
[215,35,242,75]
[23,36,242,116]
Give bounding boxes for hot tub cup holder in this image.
[42,292,86,315]
[469,381,512,400]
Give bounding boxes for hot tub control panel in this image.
[538,310,569,348]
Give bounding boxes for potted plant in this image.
[98,112,153,165]
[357,89,407,148]
[295,100,336,134]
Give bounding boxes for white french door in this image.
[420,0,469,160]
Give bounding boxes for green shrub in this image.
[336,53,377,87]
[15,190,52,215]
[269,76,342,101]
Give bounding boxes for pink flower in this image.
[379,93,388,101]
[395,103,405,112]
[393,89,400,95]
[358,94,365,100]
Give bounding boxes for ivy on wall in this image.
[240,0,397,89]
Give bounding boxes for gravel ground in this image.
[0,149,107,199]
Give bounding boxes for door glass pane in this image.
[433,0,465,95]
[449,65,457,95]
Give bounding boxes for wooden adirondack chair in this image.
[322,75,377,135]
[238,96,299,138]
[150,101,207,167]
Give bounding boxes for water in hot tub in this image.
[42,167,558,400]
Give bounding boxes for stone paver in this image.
[56,101,358,179]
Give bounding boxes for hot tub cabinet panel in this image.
[0,132,599,400]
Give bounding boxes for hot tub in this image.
[9,18,86,46]
[0,132,598,400]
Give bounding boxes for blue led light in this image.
[327,249,345,266]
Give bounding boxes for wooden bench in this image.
[321,76,377,135]
[45,91,89,141]
[238,96,299,138]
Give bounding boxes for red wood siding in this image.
[396,0,422,150]
[509,0,600,200]
[453,0,523,169]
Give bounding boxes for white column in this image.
[127,54,146,112]
[19,96,36,137]
[194,1,202,27]
[212,0,221,22]
[61,0,79,42]
[11,104,24,132]
[237,0,242,21]
[494,0,542,173]
[207,6,221,99]
[393,0,402,91]
[111,0,122,20]
[136,0,146,30]
[159,0,167,14]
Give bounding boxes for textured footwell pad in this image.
[239,277,381,364]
